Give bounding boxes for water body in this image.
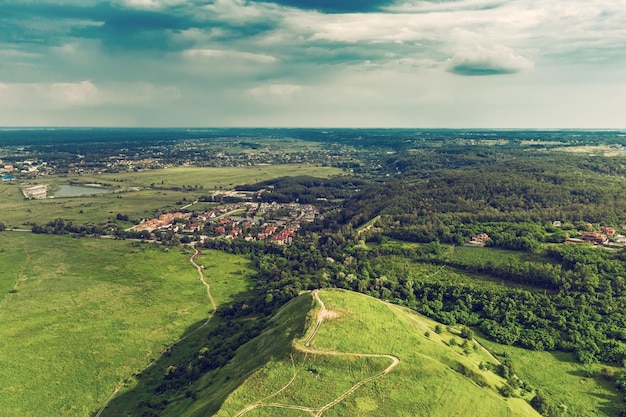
[53,184,111,197]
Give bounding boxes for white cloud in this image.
[182,48,277,64]
[247,83,303,101]
[50,80,99,105]
[113,0,187,10]
[0,81,181,109]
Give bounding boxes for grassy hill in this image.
[0,233,254,417]
[188,289,541,417]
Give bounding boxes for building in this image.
[579,232,607,246]
[603,227,616,236]
[469,233,490,246]
[22,185,47,199]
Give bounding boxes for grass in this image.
[451,245,530,266]
[477,337,623,417]
[56,165,343,189]
[0,232,253,417]
[168,293,315,417]
[0,165,344,227]
[215,290,541,417]
[372,255,538,293]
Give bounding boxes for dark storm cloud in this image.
[70,5,195,52]
[445,46,534,76]
[447,64,517,76]
[0,1,278,53]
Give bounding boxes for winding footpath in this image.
[233,290,400,417]
[95,245,215,417]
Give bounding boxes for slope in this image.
[215,289,541,417]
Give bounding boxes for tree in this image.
[530,390,557,416]
[461,326,474,340]
[616,372,626,392]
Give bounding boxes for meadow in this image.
[0,165,343,227]
[215,289,540,417]
[0,232,254,417]
[477,337,623,417]
[372,254,538,293]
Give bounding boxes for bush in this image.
[617,372,626,392]
[461,326,474,340]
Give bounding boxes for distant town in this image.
[129,200,319,245]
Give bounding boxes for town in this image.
[129,201,320,245]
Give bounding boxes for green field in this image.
[477,337,623,417]
[0,233,254,417]
[0,165,344,227]
[452,245,530,265]
[372,254,537,293]
[215,290,540,417]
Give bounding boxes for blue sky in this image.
[0,0,625,128]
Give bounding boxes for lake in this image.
[53,184,111,197]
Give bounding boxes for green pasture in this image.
[216,290,540,417]
[0,233,253,417]
[451,245,530,265]
[59,164,343,189]
[0,165,343,227]
[477,337,622,417]
[373,255,537,293]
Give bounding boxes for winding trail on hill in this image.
[94,245,215,417]
[233,290,400,417]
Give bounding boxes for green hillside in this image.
[0,233,253,417]
[208,289,540,417]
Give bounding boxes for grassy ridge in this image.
[165,293,314,417]
[215,290,540,417]
[0,233,253,417]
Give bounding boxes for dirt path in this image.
[424,244,455,279]
[234,290,400,417]
[95,245,215,417]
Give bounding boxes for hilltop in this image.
[156,289,540,417]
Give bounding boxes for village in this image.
[468,224,626,249]
[130,201,320,245]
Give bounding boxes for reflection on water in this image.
[53,184,110,197]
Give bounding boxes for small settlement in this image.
[469,226,626,249]
[130,201,319,245]
[565,227,624,248]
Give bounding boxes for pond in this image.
[53,184,111,197]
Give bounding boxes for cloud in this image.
[258,0,395,13]
[0,0,625,127]
[446,45,534,76]
[182,48,276,63]
[247,83,303,101]
[0,81,181,109]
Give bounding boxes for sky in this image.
[0,0,625,128]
